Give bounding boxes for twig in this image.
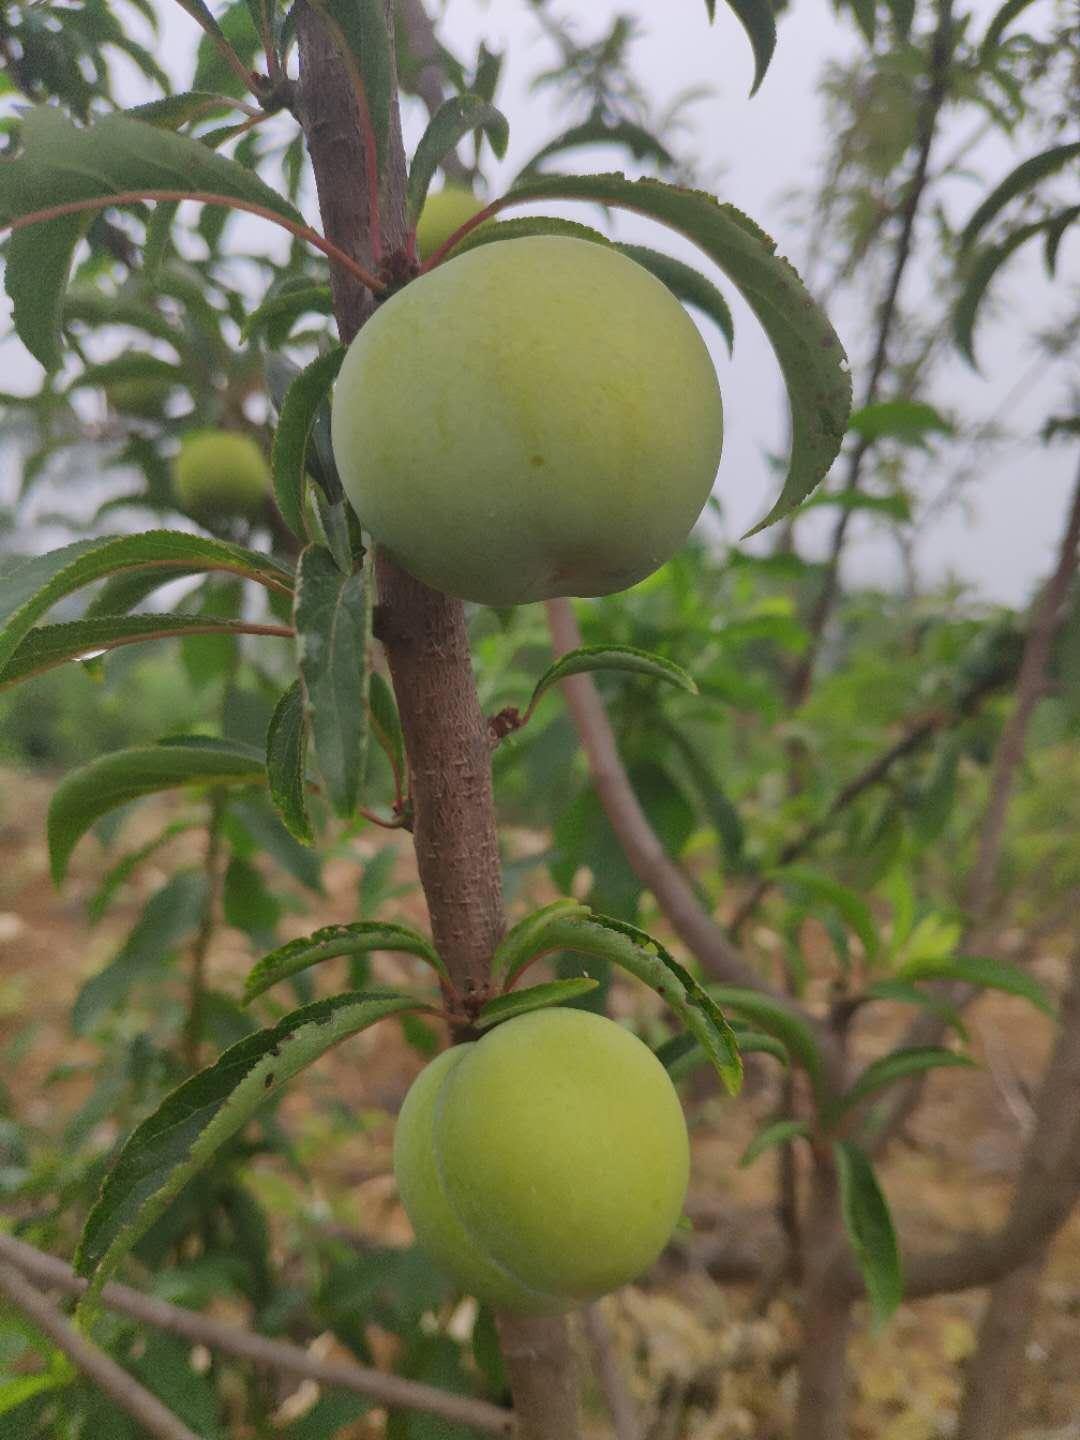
[0,1259,202,1440]
[582,1304,642,1440]
[0,1235,515,1435]
[787,0,957,708]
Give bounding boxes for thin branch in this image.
[5,193,383,293]
[0,1259,202,1440]
[0,1235,515,1435]
[544,596,846,1089]
[582,1304,642,1440]
[171,0,259,95]
[787,0,957,708]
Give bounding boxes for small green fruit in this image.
[173,429,270,519]
[331,235,723,605]
[392,1007,690,1314]
[415,184,485,259]
[106,377,175,419]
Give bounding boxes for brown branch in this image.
[866,452,1080,1152]
[787,0,957,708]
[582,1304,642,1440]
[0,1235,515,1435]
[294,4,581,1433]
[0,1259,202,1440]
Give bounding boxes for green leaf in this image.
[0,614,283,692]
[794,489,911,522]
[834,1141,903,1326]
[0,107,302,369]
[503,173,851,532]
[48,741,265,884]
[616,243,735,353]
[953,221,1049,366]
[708,984,825,1097]
[832,1046,974,1119]
[861,980,969,1040]
[454,215,611,256]
[266,680,313,845]
[368,672,405,788]
[126,89,240,130]
[75,990,424,1305]
[515,115,675,180]
[476,978,600,1029]
[663,726,745,868]
[847,400,953,444]
[657,1026,788,1081]
[739,1118,810,1167]
[271,349,346,538]
[545,912,743,1094]
[244,920,443,1002]
[714,0,777,95]
[491,898,592,987]
[959,143,1080,253]
[0,532,293,675]
[847,0,877,43]
[294,546,369,819]
[407,95,509,225]
[308,0,393,170]
[526,644,697,720]
[242,284,332,343]
[980,0,1041,59]
[770,865,880,962]
[895,954,1055,1017]
[73,871,209,1034]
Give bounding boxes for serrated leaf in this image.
[526,644,697,720]
[75,990,424,1304]
[896,954,1055,1017]
[959,143,1080,253]
[834,1140,903,1326]
[722,0,778,94]
[794,489,911,522]
[847,400,953,444]
[126,90,240,130]
[708,984,825,1097]
[0,107,302,369]
[368,671,405,787]
[407,95,509,224]
[48,741,265,884]
[832,1046,974,1119]
[657,1026,788,1082]
[770,865,880,962]
[242,284,332,343]
[266,680,313,845]
[271,348,346,536]
[476,978,600,1029]
[739,1118,811,1167]
[503,174,850,531]
[308,0,393,171]
[0,614,284,691]
[73,871,208,1034]
[545,912,743,1093]
[294,545,369,819]
[454,215,612,257]
[0,532,293,674]
[491,898,592,987]
[616,243,735,353]
[515,115,675,181]
[244,920,443,1002]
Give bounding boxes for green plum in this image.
[415,184,485,259]
[392,1007,690,1314]
[331,235,723,605]
[173,429,270,520]
[106,376,176,419]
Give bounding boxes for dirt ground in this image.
[1,767,1077,1440]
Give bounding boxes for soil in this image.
[1,767,1077,1440]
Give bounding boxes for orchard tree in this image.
[0,1,1077,1439]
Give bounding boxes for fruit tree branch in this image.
[0,1234,515,1435]
[294,3,582,1433]
[0,1259,202,1440]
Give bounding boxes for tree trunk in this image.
[293,6,582,1434]
[793,1151,852,1440]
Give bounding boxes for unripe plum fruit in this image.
[392,1007,690,1314]
[173,429,270,520]
[414,184,485,259]
[106,376,176,419]
[331,235,724,606]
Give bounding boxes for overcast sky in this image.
[1,0,1076,607]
